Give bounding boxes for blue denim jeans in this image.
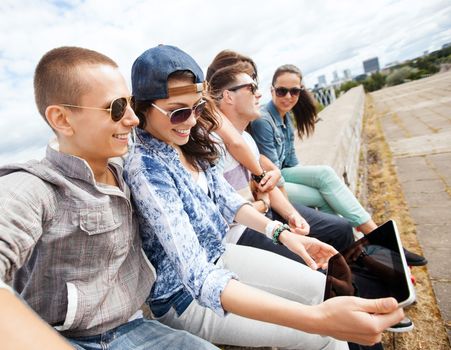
[282,165,371,227]
[67,318,218,350]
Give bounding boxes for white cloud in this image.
[0,0,450,164]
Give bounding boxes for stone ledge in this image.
[296,85,365,193]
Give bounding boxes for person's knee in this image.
[317,165,340,185]
[329,218,355,250]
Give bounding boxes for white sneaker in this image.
[386,317,414,332]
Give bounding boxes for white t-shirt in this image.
[216,131,261,244]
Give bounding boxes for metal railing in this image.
[311,86,336,107]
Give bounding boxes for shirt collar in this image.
[267,100,286,127]
[135,128,179,161]
[45,138,125,187]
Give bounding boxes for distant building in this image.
[343,69,352,80]
[332,70,339,82]
[317,75,327,87]
[363,57,380,74]
[384,61,399,69]
[381,61,399,74]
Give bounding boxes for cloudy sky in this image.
[1,0,450,164]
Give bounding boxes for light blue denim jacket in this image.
[250,100,299,169]
[124,128,245,316]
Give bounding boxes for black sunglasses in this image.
[59,96,132,122]
[151,99,207,124]
[273,86,304,97]
[228,83,259,95]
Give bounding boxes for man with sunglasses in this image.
[208,63,355,254]
[0,46,217,350]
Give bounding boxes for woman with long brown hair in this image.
[124,44,403,349]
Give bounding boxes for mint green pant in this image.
[281,165,370,227]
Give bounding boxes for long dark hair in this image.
[133,70,220,171]
[272,64,317,139]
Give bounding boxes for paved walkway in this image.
[371,71,451,344]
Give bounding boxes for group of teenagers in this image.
[0,44,427,350]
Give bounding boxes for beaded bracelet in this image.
[272,224,290,245]
[265,220,283,240]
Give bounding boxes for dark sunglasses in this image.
[227,83,259,95]
[151,99,207,124]
[59,96,132,122]
[273,86,304,97]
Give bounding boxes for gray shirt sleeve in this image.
[0,172,55,283]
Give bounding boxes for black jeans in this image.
[237,203,354,263]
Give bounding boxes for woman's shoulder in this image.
[259,102,273,118]
[125,143,171,180]
[252,106,275,131]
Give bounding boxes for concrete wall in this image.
[295,85,365,193]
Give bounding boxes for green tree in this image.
[386,67,414,86]
[362,72,386,92]
[338,80,359,93]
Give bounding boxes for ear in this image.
[221,89,235,105]
[45,105,75,137]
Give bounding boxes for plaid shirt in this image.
[0,143,155,337]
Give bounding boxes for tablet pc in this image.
[323,219,415,307]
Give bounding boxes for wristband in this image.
[264,220,283,240]
[257,199,269,214]
[272,224,290,245]
[251,170,267,184]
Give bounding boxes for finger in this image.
[358,297,399,314]
[326,244,338,256]
[258,183,270,192]
[261,179,274,191]
[292,227,309,235]
[296,245,318,270]
[260,173,271,186]
[318,260,328,270]
[316,252,331,269]
[372,307,405,331]
[317,242,338,257]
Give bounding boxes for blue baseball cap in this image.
[131,45,204,101]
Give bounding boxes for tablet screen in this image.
[324,220,414,305]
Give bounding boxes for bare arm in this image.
[0,289,73,350]
[215,111,264,176]
[220,279,404,346]
[257,155,282,193]
[268,186,309,235]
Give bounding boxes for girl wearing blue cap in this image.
[124,44,403,349]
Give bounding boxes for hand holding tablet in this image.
[324,220,416,332]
